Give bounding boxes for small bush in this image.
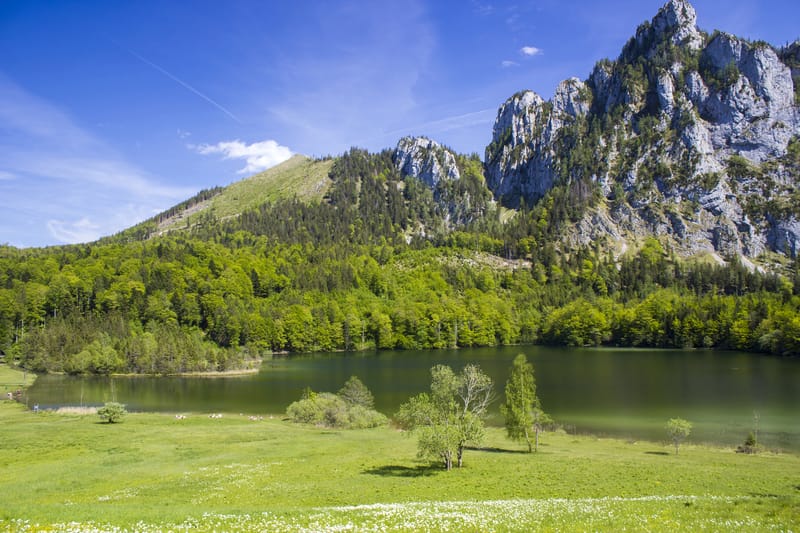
[666,418,692,455]
[286,378,387,429]
[338,376,375,409]
[97,402,127,424]
[736,431,760,454]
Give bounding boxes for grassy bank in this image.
[0,363,35,395]
[0,402,797,531]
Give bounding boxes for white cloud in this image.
[520,46,543,57]
[384,108,496,138]
[266,0,435,155]
[193,139,293,174]
[471,1,494,16]
[501,60,519,68]
[8,153,192,199]
[47,217,102,244]
[0,75,192,246]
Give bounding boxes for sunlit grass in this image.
[0,401,797,531]
[0,363,35,394]
[160,155,333,233]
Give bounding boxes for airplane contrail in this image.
[114,41,242,124]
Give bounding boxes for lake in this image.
[26,346,800,451]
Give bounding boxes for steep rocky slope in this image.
[393,136,493,227]
[485,0,800,260]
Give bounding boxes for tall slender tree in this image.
[501,354,550,452]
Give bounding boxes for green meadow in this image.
[1,391,798,532]
[0,364,35,395]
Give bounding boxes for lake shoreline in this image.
[8,403,794,457]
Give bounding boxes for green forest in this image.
[2,149,799,375]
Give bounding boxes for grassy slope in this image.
[157,155,333,234]
[1,402,797,531]
[0,363,35,395]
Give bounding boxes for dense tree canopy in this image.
[0,149,798,375]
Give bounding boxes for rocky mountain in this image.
[104,1,798,265]
[392,136,493,227]
[394,136,461,187]
[484,0,800,261]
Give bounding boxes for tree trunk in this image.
[534,426,540,452]
[457,445,464,467]
[524,427,532,453]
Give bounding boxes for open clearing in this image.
[1,399,798,532]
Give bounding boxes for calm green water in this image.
[26,346,800,451]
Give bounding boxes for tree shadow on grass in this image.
[644,451,670,456]
[465,446,530,455]
[363,464,439,478]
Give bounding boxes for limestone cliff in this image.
[485,0,800,259]
[394,136,493,227]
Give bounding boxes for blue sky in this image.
[1,0,798,247]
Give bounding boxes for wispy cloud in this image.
[382,108,496,139]
[520,46,543,57]
[116,43,242,124]
[0,76,95,147]
[46,217,101,244]
[266,1,435,155]
[471,0,494,16]
[0,75,191,246]
[7,153,191,199]
[501,60,519,68]
[192,139,293,174]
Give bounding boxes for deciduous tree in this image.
[396,364,493,470]
[501,354,550,452]
[666,417,692,455]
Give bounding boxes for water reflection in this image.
[27,346,800,451]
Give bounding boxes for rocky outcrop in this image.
[484,0,800,259]
[394,136,492,227]
[394,136,460,187]
[485,78,591,206]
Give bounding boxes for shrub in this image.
[338,376,375,409]
[666,417,692,455]
[736,431,760,454]
[286,380,387,429]
[97,402,127,424]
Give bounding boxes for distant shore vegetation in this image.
[1,150,798,376]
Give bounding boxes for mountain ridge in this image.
[88,0,800,270]
[483,0,800,262]
[3,1,800,373]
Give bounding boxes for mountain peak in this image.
[484,0,800,260]
[394,136,460,187]
[653,0,701,47]
[624,0,703,62]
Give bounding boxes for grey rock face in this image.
[767,217,800,257]
[394,136,460,187]
[483,0,800,259]
[651,0,704,50]
[485,79,590,205]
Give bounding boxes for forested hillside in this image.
[3,0,800,374]
[2,148,799,375]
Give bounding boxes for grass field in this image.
[0,363,35,396]
[1,395,798,532]
[158,155,334,234]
